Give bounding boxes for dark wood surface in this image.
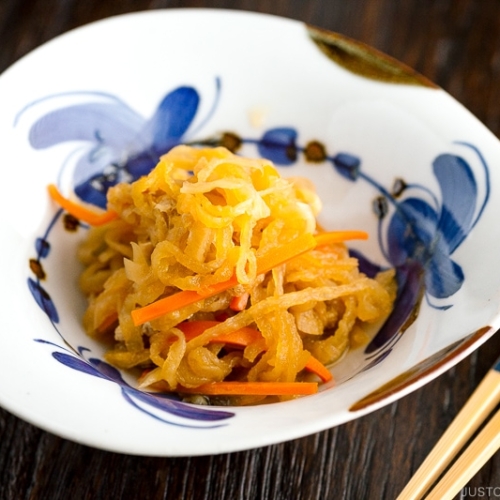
[1,1,500,498]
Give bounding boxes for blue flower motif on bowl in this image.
[34,338,233,427]
[18,79,221,209]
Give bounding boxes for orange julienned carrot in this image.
[47,184,118,226]
[175,320,333,382]
[304,355,333,382]
[179,381,318,396]
[131,233,316,325]
[96,313,119,335]
[177,320,262,346]
[314,230,368,247]
[131,230,369,326]
[229,292,250,311]
[255,233,317,274]
[130,278,237,327]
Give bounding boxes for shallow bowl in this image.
[0,9,499,456]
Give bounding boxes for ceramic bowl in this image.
[0,9,499,456]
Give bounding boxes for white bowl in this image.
[0,9,499,456]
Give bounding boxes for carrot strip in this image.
[47,184,118,226]
[131,230,369,325]
[314,230,368,247]
[304,355,333,382]
[131,280,236,327]
[255,233,316,274]
[177,320,261,346]
[95,313,119,336]
[131,233,316,325]
[176,320,332,382]
[229,292,249,311]
[179,381,318,396]
[176,320,221,339]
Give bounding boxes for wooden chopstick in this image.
[396,355,500,500]
[424,407,500,500]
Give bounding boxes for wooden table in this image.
[1,1,500,498]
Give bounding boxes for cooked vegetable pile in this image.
[49,145,396,405]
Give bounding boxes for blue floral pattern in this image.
[23,79,490,416]
[35,339,233,427]
[384,145,488,299]
[21,80,220,209]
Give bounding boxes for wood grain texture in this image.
[1,1,500,498]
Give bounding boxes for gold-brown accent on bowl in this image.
[349,326,492,412]
[29,258,45,280]
[304,141,327,162]
[63,213,80,232]
[307,26,438,88]
[219,132,242,153]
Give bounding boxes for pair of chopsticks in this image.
[397,355,500,500]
